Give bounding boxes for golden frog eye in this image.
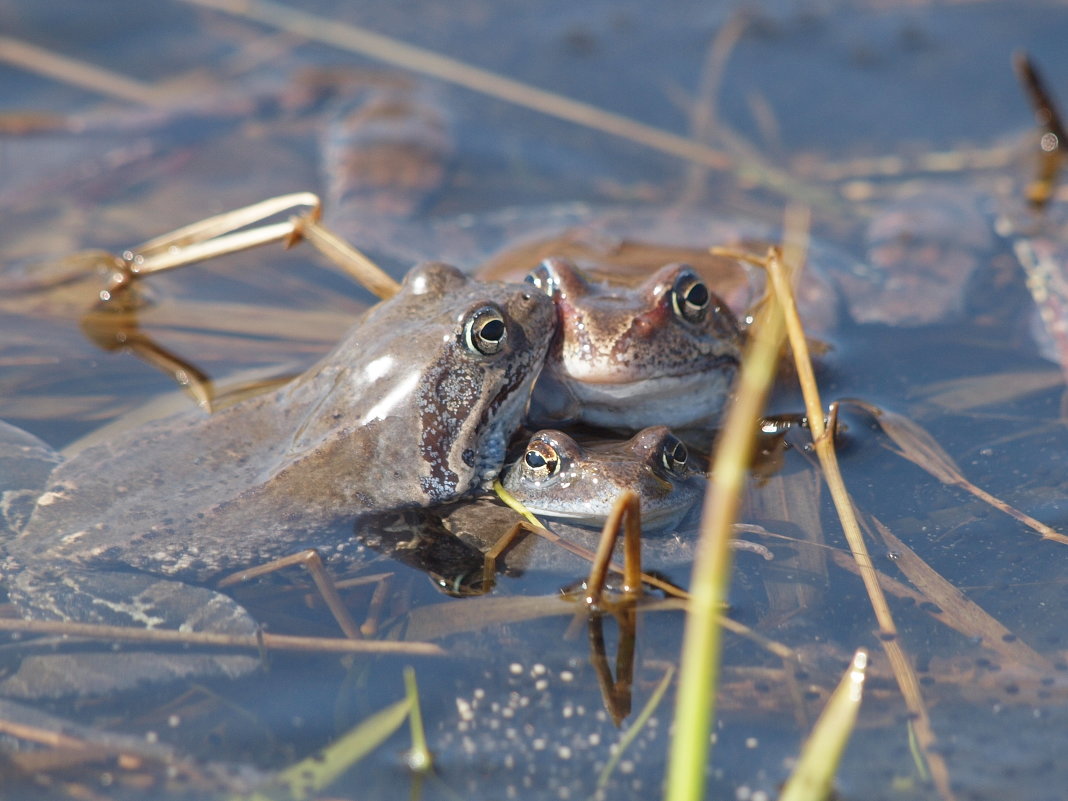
[463,305,507,355]
[524,440,561,478]
[670,269,710,323]
[660,435,689,475]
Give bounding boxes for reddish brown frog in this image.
[518,257,743,429]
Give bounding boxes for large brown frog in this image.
[2,264,553,661]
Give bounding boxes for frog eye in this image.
[660,435,689,475]
[524,261,561,297]
[524,441,561,478]
[463,306,507,355]
[669,269,710,324]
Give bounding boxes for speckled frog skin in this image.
[3,263,554,640]
[521,257,744,430]
[500,426,702,531]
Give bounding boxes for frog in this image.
[515,257,744,429]
[386,426,706,588]
[375,425,770,592]
[310,80,853,434]
[0,262,554,695]
[460,205,859,431]
[500,426,703,531]
[355,425,705,593]
[491,426,774,568]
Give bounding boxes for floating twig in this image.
[0,617,443,656]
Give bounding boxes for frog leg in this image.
[1,566,261,698]
[583,490,642,608]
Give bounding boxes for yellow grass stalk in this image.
[765,227,956,800]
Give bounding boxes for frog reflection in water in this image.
[517,257,744,430]
[3,264,554,648]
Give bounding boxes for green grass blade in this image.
[404,666,433,772]
[493,478,544,528]
[240,695,413,801]
[664,246,791,801]
[597,665,675,791]
[779,649,868,801]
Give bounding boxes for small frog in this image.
[519,257,744,430]
[365,426,705,589]
[500,426,703,531]
[3,263,554,656]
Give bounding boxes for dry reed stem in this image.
[490,481,793,655]
[290,215,401,299]
[133,192,320,263]
[182,0,734,172]
[0,36,168,106]
[869,516,1051,672]
[765,219,956,800]
[0,617,442,655]
[849,400,1068,546]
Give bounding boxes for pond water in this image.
[2,1,1068,799]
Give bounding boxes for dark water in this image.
[2,1,1068,799]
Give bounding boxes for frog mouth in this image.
[562,370,737,429]
[520,498,692,531]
